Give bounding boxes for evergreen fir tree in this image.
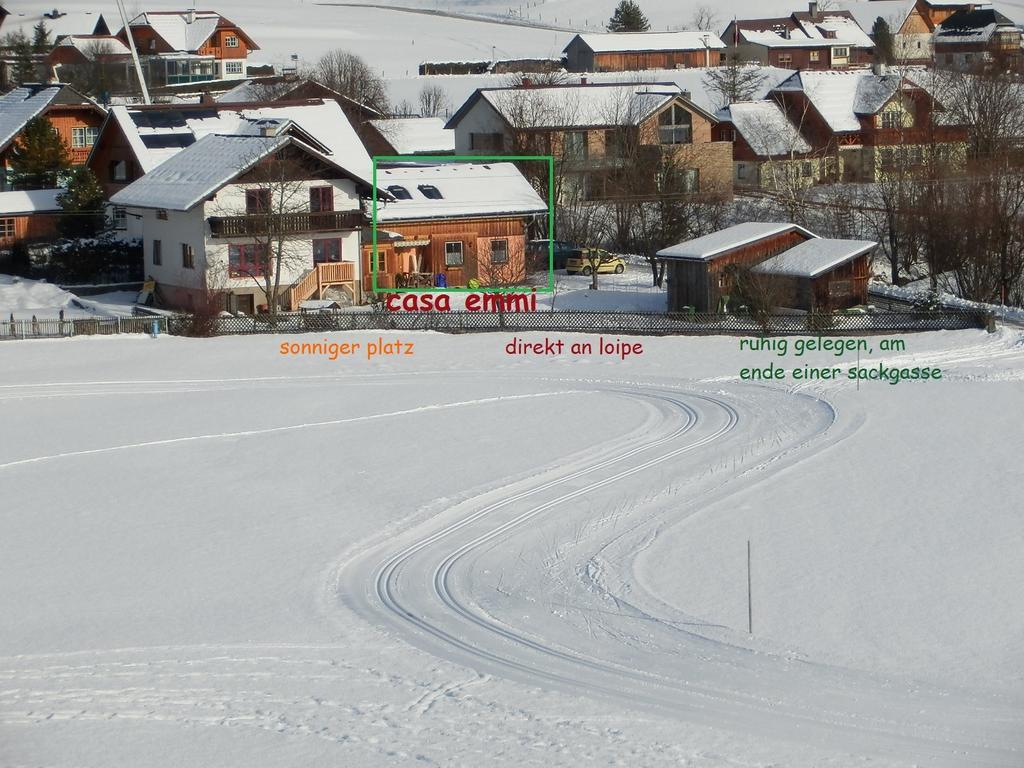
[5,30,37,85]
[9,117,71,189]
[607,0,650,32]
[32,21,51,55]
[872,17,896,65]
[57,167,107,238]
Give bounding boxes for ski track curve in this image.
[339,379,1023,767]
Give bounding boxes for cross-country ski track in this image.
[1,330,1022,767]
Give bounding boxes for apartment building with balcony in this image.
[445,80,732,200]
[109,127,375,313]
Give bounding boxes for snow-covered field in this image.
[2,325,1023,767]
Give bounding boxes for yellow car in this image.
[565,248,626,275]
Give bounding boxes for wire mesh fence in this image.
[168,309,992,337]
[0,316,168,341]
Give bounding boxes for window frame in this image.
[444,240,464,267]
[563,130,588,160]
[658,104,693,145]
[312,238,343,263]
[225,34,239,48]
[152,239,162,265]
[0,217,15,238]
[490,238,509,264]
[309,185,334,213]
[224,60,243,74]
[245,189,271,214]
[181,243,195,269]
[228,243,267,276]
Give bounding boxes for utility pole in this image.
[747,539,753,634]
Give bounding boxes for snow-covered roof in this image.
[106,100,373,186]
[735,11,872,49]
[0,85,62,153]
[740,29,839,48]
[774,71,901,133]
[837,0,916,35]
[568,31,725,53]
[752,238,875,277]
[368,117,454,155]
[722,101,810,156]
[657,222,815,261]
[0,188,62,215]
[375,163,547,222]
[128,11,232,52]
[796,15,875,48]
[1,10,109,40]
[52,35,131,59]
[472,83,686,129]
[935,9,1016,43]
[110,133,354,211]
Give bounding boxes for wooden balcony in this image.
[209,210,364,238]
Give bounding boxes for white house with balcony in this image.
[110,126,376,314]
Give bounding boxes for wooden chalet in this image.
[563,31,725,72]
[365,163,547,293]
[722,3,874,70]
[657,222,872,312]
[770,70,968,182]
[933,8,1023,70]
[0,83,105,190]
[117,10,258,85]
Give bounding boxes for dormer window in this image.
[418,184,443,200]
[387,185,412,200]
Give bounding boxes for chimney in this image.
[186,8,195,24]
[580,75,587,84]
[199,91,215,105]
[808,1,818,20]
[521,77,532,88]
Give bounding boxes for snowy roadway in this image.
[1,330,1022,766]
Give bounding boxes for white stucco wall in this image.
[452,99,510,155]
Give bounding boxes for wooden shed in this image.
[563,32,724,72]
[750,238,872,311]
[0,189,61,252]
[657,222,814,312]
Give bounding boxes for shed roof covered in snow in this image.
[51,34,131,60]
[367,117,454,155]
[566,31,726,54]
[0,188,62,216]
[752,238,876,277]
[720,100,811,156]
[657,222,815,261]
[374,163,546,222]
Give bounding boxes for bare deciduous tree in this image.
[691,5,720,33]
[703,59,767,110]
[418,83,450,118]
[303,50,390,116]
[222,144,326,320]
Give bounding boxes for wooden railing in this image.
[209,210,364,238]
[288,262,357,309]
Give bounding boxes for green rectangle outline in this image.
[371,155,555,294]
